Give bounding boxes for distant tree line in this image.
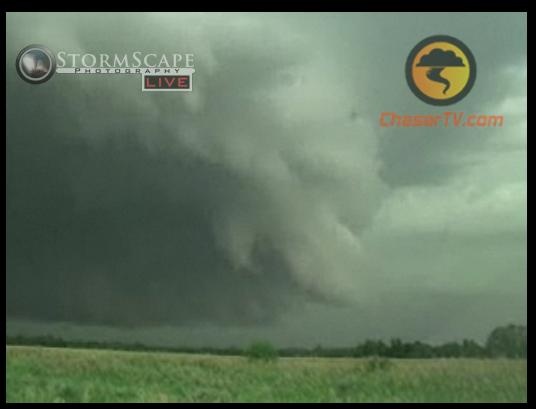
[6,324,526,359]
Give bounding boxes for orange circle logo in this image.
[406,35,476,106]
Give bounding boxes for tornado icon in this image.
[416,48,465,95]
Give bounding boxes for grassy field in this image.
[6,345,527,403]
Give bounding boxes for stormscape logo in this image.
[405,35,476,106]
[14,44,195,92]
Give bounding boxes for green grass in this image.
[6,345,527,403]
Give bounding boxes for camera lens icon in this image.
[16,45,56,84]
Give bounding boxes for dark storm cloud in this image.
[6,13,381,327]
[6,74,302,325]
[6,127,303,325]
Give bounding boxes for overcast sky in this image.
[6,12,526,347]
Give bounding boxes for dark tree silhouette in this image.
[486,324,527,358]
[7,324,527,359]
